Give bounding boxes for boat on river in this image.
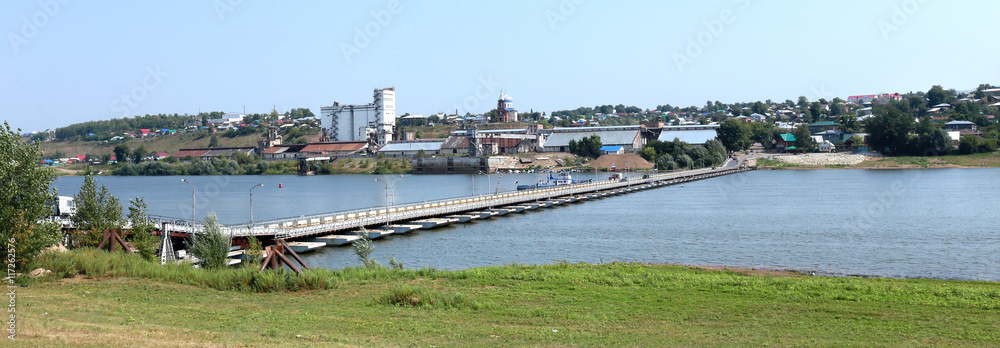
[516,172,576,190]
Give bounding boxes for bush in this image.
[378,284,479,309]
[127,198,160,261]
[187,212,230,269]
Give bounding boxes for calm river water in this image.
[53,169,1000,281]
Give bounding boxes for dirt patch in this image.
[588,154,653,170]
[52,167,81,175]
[494,152,584,170]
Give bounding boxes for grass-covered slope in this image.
[14,250,1000,346]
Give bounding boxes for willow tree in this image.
[0,121,62,272]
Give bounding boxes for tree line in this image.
[112,154,288,176]
[551,104,644,119]
[54,114,201,140]
[52,108,317,141]
[639,138,728,170]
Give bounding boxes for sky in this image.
[2,0,998,133]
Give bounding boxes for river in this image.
[53,169,1000,281]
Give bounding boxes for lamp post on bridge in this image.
[249,183,264,234]
[180,178,195,233]
[375,175,403,227]
[473,171,479,196]
[375,179,389,226]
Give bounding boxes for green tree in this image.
[916,128,954,156]
[244,234,263,269]
[0,121,62,273]
[208,135,221,148]
[638,147,657,162]
[113,143,130,163]
[797,96,809,109]
[71,175,123,247]
[568,135,602,158]
[793,126,817,152]
[352,228,380,269]
[838,115,862,133]
[188,212,230,269]
[675,154,693,169]
[689,146,710,168]
[809,102,822,122]
[126,198,159,261]
[865,107,915,156]
[716,118,752,152]
[926,85,947,106]
[655,153,675,170]
[847,135,864,148]
[748,122,772,145]
[132,145,148,164]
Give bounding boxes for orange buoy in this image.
[279,183,283,188]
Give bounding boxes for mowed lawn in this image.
[13,263,1000,347]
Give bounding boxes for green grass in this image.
[14,249,1000,346]
[888,156,934,167]
[936,152,1000,167]
[755,157,800,169]
[40,132,271,158]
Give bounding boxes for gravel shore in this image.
[759,153,869,166]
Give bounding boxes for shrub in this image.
[378,284,479,309]
[187,212,230,269]
[127,198,160,261]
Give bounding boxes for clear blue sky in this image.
[3,0,998,133]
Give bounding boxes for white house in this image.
[818,140,835,152]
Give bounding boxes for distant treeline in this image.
[551,104,644,119]
[54,108,316,141]
[112,157,291,176]
[110,155,411,176]
[54,113,210,140]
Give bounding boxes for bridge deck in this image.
[160,163,750,239]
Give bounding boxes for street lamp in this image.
[375,179,389,226]
[249,183,264,234]
[180,178,195,233]
[473,171,480,196]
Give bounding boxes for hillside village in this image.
[25,84,1000,174]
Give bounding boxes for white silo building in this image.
[320,87,396,145]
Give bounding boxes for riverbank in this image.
[49,157,412,177]
[16,250,1000,346]
[753,152,1000,170]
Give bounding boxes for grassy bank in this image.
[755,152,1000,170]
[14,250,1000,346]
[52,157,412,177]
[40,132,272,159]
[855,152,1000,168]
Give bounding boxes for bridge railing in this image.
[223,165,744,239]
